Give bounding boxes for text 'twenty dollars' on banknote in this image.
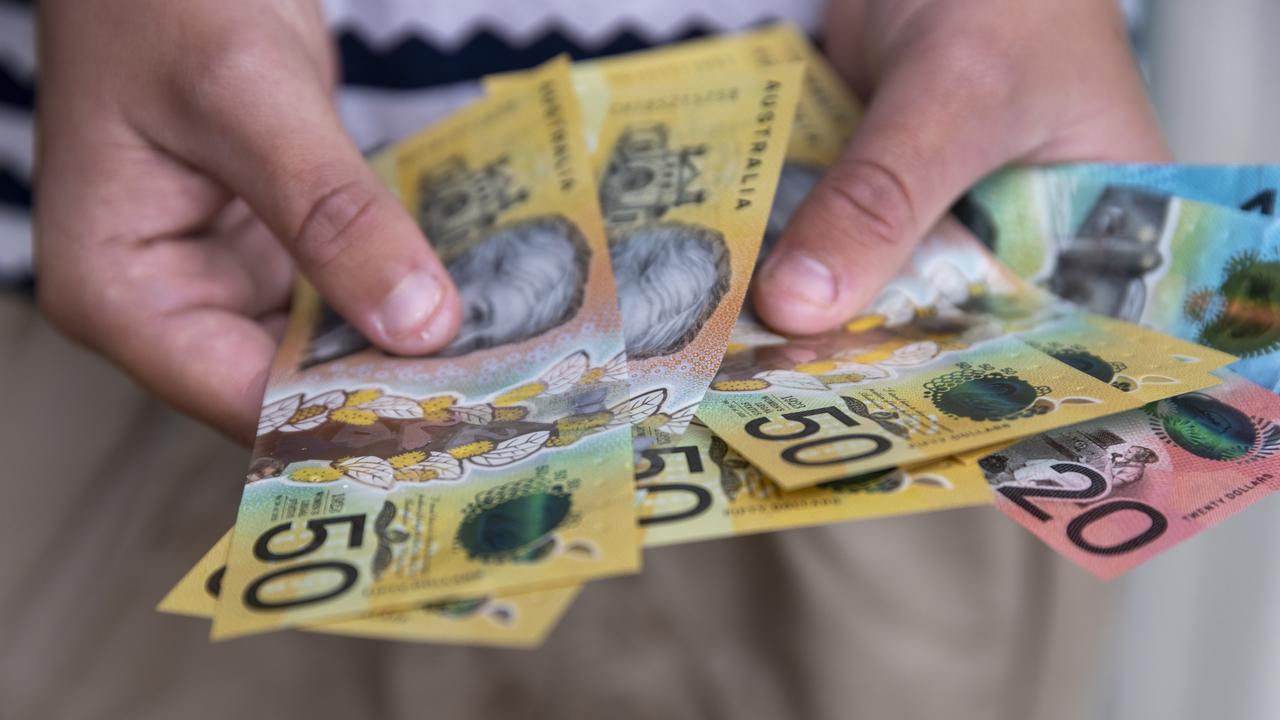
[975,370,1280,579]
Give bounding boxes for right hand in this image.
[35,0,462,444]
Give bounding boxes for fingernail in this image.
[419,296,458,346]
[378,270,443,340]
[763,252,839,307]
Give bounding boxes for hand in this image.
[35,0,461,444]
[752,0,1170,333]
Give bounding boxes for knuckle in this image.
[183,33,283,116]
[821,159,916,250]
[290,179,379,272]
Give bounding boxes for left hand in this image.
[752,0,1171,333]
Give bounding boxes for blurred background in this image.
[1101,4,1280,719]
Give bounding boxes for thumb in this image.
[173,50,461,355]
[751,47,1020,335]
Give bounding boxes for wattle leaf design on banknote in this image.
[172,36,856,647]
[635,421,991,546]
[160,532,579,648]
[977,370,1280,580]
[966,166,1280,390]
[213,59,640,640]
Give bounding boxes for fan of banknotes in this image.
[157,25,1280,648]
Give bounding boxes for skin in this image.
[34,0,1169,445]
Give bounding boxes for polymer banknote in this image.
[485,23,860,159]
[213,60,641,639]
[974,370,1280,579]
[966,168,1280,389]
[677,40,1226,490]
[636,421,991,546]
[696,219,1231,490]
[161,532,579,647]
[960,163,1280,238]
[488,26,860,443]
[593,64,803,439]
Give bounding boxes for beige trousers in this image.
[0,296,1110,720]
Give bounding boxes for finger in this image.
[126,309,279,446]
[752,43,1026,334]
[61,274,279,445]
[211,200,296,317]
[751,32,1164,335]
[164,43,461,356]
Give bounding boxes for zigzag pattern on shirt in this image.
[0,167,30,210]
[336,21,737,89]
[323,0,816,51]
[0,63,33,111]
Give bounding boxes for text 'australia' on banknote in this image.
[212,59,641,640]
[590,64,803,440]
[484,23,860,158]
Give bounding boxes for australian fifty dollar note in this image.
[176,46,814,644]
[636,420,992,546]
[161,532,579,648]
[697,218,1235,490]
[211,59,643,640]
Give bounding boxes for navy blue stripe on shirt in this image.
[0,63,35,110]
[0,167,31,209]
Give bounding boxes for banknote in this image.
[489,26,856,442]
[958,163,1280,241]
[213,59,642,640]
[485,23,860,157]
[636,421,991,546]
[593,65,803,438]
[697,216,1229,489]
[974,370,1280,579]
[964,169,1280,390]
[161,533,579,647]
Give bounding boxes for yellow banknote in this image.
[700,331,1182,490]
[593,65,803,438]
[1018,313,1235,401]
[161,533,577,648]
[489,27,860,442]
[701,205,1230,490]
[485,24,861,158]
[214,59,640,640]
[636,421,991,545]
